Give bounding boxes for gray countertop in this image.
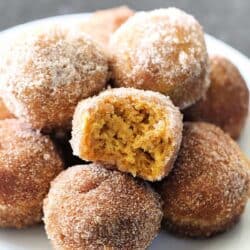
[1,0,250,57]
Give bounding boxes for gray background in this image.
[1,0,249,57]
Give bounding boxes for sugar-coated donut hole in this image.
[77,6,134,47]
[0,119,64,228]
[0,26,109,131]
[109,8,209,109]
[184,55,249,139]
[43,164,163,249]
[156,122,250,237]
[71,88,182,182]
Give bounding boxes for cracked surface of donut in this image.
[71,88,183,181]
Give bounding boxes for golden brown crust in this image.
[0,98,14,120]
[0,119,64,228]
[43,164,163,249]
[70,88,183,181]
[109,8,209,109]
[184,55,249,139]
[0,26,109,132]
[156,122,250,237]
[78,6,134,47]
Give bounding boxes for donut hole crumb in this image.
[81,98,172,180]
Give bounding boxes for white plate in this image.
[0,13,249,250]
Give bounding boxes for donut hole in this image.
[81,98,173,181]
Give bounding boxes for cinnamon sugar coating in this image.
[156,122,250,237]
[0,119,64,228]
[0,98,14,120]
[0,45,13,120]
[43,164,163,250]
[184,55,249,139]
[109,8,209,109]
[0,26,109,132]
[78,6,134,47]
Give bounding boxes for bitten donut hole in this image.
[81,98,172,181]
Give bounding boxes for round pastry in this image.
[0,26,109,132]
[43,164,163,250]
[0,98,14,120]
[78,6,134,47]
[109,8,209,109]
[0,119,64,228]
[156,122,250,237]
[184,55,249,139]
[70,88,183,181]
